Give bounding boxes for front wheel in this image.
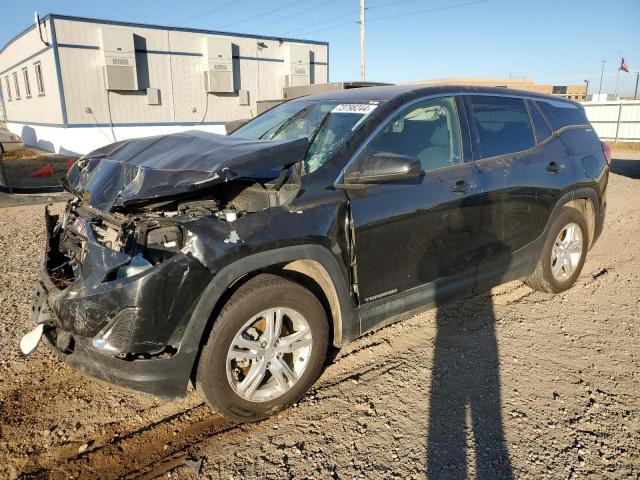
[195,274,329,422]
[524,207,589,294]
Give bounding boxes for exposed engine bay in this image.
[52,176,301,289]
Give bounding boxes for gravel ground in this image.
[0,163,639,479]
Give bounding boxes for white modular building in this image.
[0,14,329,155]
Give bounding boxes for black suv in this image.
[28,86,609,422]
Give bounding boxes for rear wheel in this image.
[196,274,329,422]
[524,207,588,294]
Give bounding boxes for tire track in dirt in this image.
[16,357,409,479]
[18,405,235,479]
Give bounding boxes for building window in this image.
[12,72,20,100]
[22,67,32,98]
[3,76,10,101]
[552,85,567,95]
[34,62,45,95]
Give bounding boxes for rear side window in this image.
[468,96,534,158]
[535,99,588,130]
[527,100,553,143]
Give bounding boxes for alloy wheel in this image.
[551,222,583,281]
[226,307,313,402]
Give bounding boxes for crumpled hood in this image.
[66,130,309,212]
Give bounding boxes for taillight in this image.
[601,141,612,166]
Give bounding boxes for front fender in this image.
[178,244,358,366]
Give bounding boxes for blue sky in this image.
[3,0,639,95]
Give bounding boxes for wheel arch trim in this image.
[547,188,599,230]
[180,245,357,360]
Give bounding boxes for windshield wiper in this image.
[260,105,315,140]
[305,110,331,147]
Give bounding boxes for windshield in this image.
[232,100,379,173]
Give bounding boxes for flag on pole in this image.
[620,57,630,73]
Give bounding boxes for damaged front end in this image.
[33,201,213,398]
[38,202,212,356]
[30,131,310,398]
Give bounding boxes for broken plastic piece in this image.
[224,210,237,222]
[20,324,44,355]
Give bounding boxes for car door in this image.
[342,96,483,330]
[463,95,574,290]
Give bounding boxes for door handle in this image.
[450,179,472,194]
[546,161,564,173]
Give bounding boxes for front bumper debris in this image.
[41,327,198,399]
[31,206,213,399]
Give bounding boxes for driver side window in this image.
[367,96,462,172]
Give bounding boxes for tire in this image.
[195,273,329,422]
[524,206,589,294]
[0,144,10,192]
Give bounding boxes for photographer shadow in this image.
[426,287,513,479]
[423,196,514,478]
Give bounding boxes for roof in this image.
[293,84,580,105]
[0,13,329,56]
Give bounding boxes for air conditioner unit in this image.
[285,44,310,88]
[99,28,138,91]
[203,37,235,93]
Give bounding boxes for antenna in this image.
[34,11,50,47]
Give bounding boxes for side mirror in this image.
[345,153,422,184]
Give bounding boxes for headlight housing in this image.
[106,225,184,282]
[145,226,183,265]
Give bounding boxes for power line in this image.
[281,10,359,35]
[216,0,312,30]
[171,0,242,27]
[367,0,424,9]
[290,0,491,36]
[367,0,491,22]
[292,20,356,36]
[360,0,366,81]
[251,0,338,31]
[281,0,457,36]
[280,0,424,36]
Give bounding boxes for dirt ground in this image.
[0,158,639,479]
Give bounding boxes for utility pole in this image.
[359,0,366,81]
[598,60,606,96]
[584,79,590,100]
[635,72,639,100]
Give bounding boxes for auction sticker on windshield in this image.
[331,104,378,114]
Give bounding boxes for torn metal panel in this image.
[40,207,212,354]
[66,131,309,212]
